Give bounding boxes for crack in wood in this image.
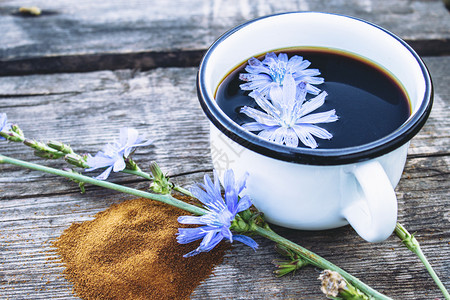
[0,39,448,76]
[0,92,81,98]
[169,168,214,178]
[408,167,450,178]
[408,152,450,159]
[0,50,206,76]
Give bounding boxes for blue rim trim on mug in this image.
[197,12,433,166]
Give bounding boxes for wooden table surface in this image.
[0,1,449,299]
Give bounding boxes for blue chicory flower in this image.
[239,52,324,96]
[0,113,12,141]
[85,127,152,180]
[177,169,258,257]
[240,74,338,149]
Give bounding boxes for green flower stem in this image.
[24,139,66,158]
[173,185,194,197]
[395,223,450,300]
[3,131,185,196]
[1,130,24,142]
[0,153,388,299]
[121,168,153,181]
[0,154,207,216]
[47,140,75,155]
[254,226,391,300]
[122,167,194,197]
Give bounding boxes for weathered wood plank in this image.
[0,155,448,299]
[0,56,449,299]
[0,0,449,75]
[407,57,450,157]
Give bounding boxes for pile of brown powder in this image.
[53,197,229,300]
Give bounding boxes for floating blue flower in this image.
[240,74,338,149]
[177,169,258,257]
[239,52,324,96]
[86,127,152,180]
[0,113,12,141]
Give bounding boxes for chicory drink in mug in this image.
[215,48,411,149]
[197,12,433,242]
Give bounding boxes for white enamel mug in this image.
[196,12,433,242]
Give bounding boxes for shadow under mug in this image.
[196,12,433,242]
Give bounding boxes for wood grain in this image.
[0,53,449,299]
[0,0,449,75]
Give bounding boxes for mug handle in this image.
[341,160,397,242]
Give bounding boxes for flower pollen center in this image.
[279,118,294,129]
[269,65,287,85]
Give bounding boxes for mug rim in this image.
[197,11,433,166]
